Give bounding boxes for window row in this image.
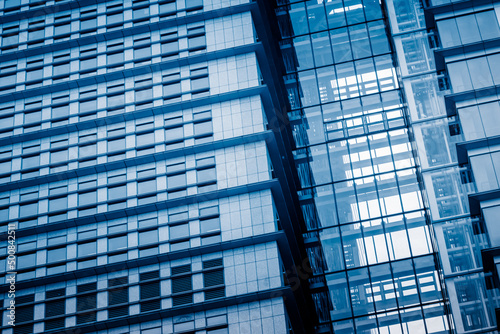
[3,207,220,264]
[313,255,441,322]
[0,113,213,180]
[0,0,205,51]
[0,162,217,224]
[458,100,500,142]
[0,78,211,140]
[281,20,390,73]
[5,264,224,332]
[276,0,383,38]
[290,90,404,147]
[297,168,423,226]
[0,27,207,91]
[447,53,500,93]
[287,55,399,108]
[469,149,500,193]
[0,141,271,225]
[295,128,414,187]
[306,211,432,273]
[437,9,500,48]
[0,52,261,138]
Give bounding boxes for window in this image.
[107,51,124,65]
[50,149,68,164]
[171,265,193,305]
[159,1,176,15]
[165,126,184,143]
[139,230,158,246]
[26,68,43,82]
[188,35,205,50]
[80,57,97,72]
[133,6,150,20]
[108,286,129,305]
[80,99,97,114]
[135,87,153,101]
[167,173,186,189]
[22,155,39,169]
[197,168,216,184]
[200,217,220,234]
[136,132,154,147]
[109,235,127,251]
[161,40,179,55]
[49,197,67,212]
[170,223,189,240]
[24,110,41,124]
[194,121,212,136]
[17,253,36,269]
[108,138,126,152]
[79,191,97,206]
[47,247,66,263]
[77,283,97,323]
[78,241,97,256]
[108,185,127,201]
[52,104,69,119]
[106,14,122,27]
[81,18,97,31]
[163,81,182,97]
[19,203,38,217]
[79,144,97,158]
[53,62,70,77]
[134,46,151,59]
[138,178,157,194]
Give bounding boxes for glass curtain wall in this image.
[276,0,449,332]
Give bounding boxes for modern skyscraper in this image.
[1,0,500,333]
[276,0,451,333]
[418,0,500,331]
[0,0,316,333]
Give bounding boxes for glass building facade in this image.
[276,0,451,333]
[1,0,500,333]
[0,0,317,333]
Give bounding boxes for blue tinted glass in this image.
[290,2,309,35]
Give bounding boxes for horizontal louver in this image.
[203,258,223,269]
[46,300,65,317]
[172,276,192,293]
[77,312,96,324]
[109,276,128,287]
[16,294,34,305]
[108,306,128,318]
[77,294,96,311]
[172,294,193,306]
[171,264,191,275]
[140,282,160,299]
[16,306,33,323]
[204,270,224,287]
[205,288,225,300]
[45,318,65,330]
[46,288,65,299]
[108,289,128,305]
[140,270,160,281]
[77,282,97,293]
[14,324,33,334]
[140,299,161,312]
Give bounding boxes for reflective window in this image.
[78,241,97,256]
[47,247,66,263]
[108,235,127,251]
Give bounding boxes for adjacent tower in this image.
[0,0,315,333]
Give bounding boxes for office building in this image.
[1,0,500,333]
[0,0,316,333]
